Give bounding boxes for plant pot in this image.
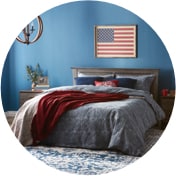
[31,82,37,91]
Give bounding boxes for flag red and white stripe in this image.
[95,25,137,58]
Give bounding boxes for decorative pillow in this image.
[74,77,103,85]
[135,75,154,91]
[115,74,155,91]
[116,78,137,89]
[94,80,118,87]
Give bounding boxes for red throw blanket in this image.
[31,90,129,144]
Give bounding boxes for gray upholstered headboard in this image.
[71,67,159,102]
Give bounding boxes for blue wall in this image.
[1,1,175,111]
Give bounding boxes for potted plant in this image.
[26,63,43,90]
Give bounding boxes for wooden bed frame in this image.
[71,67,159,102]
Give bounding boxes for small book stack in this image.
[36,84,50,90]
[36,76,50,90]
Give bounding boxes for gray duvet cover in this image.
[11,85,165,156]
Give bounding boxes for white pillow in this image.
[78,72,114,78]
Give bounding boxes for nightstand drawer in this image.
[5,111,17,125]
[159,96,175,129]
[160,98,174,107]
[19,90,43,106]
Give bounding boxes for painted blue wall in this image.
[1,1,175,111]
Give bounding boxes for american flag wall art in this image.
[95,25,137,58]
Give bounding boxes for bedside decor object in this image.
[26,64,43,90]
[36,76,50,89]
[16,16,43,45]
[161,89,168,96]
[170,90,175,97]
[95,25,137,58]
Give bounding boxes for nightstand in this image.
[5,111,17,125]
[159,95,175,129]
[19,90,43,107]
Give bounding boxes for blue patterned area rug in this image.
[26,129,162,175]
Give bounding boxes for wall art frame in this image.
[94,25,137,58]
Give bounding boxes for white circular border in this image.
[0,1,175,176]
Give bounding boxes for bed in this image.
[11,67,165,156]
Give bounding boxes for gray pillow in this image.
[115,74,155,92]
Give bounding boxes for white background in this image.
[0,0,175,176]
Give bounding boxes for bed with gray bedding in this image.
[11,68,165,156]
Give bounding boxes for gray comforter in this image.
[11,85,165,156]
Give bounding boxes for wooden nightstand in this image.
[19,90,43,106]
[159,95,175,129]
[5,111,17,125]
